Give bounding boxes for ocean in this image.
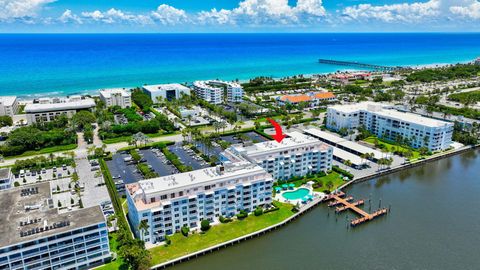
[1,33,480,98]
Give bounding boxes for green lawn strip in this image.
[96,233,124,270]
[4,144,77,159]
[103,132,179,144]
[363,136,421,159]
[149,201,294,266]
[103,136,131,144]
[312,172,345,192]
[146,131,179,138]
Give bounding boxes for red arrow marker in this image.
[267,118,286,143]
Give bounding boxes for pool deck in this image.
[274,186,325,205]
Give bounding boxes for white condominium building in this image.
[0,168,13,190]
[326,102,454,151]
[0,182,110,270]
[126,163,273,244]
[99,88,131,108]
[24,96,96,124]
[0,96,19,116]
[193,80,243,104]
[224,131,333,180]
[142,83,190,102]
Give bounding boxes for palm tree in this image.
[204,138,213,156]
[343,160,352,169]
[138,219,150,242]
[87,146,96,157]
[217,121,227,134]
[213,121,222,135]
[181,129,188,143]
[360,153,368,166]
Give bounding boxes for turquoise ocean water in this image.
[1,33,480,97]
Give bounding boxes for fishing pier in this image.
[318,59,400,72]
[325,191,388,227]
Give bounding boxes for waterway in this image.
[170,150,480,270]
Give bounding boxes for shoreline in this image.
[147,144,477,269]
[13,59,474,100]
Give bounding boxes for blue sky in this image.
[1,0,479,32]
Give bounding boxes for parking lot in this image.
[140,148,179,176]
[107,152,144,184]
[194,141,223,160]
[76,158,110,209]
[220,131,270,144]
[14,165,74,185]
[168,143,210,170]
[107,148,179,184]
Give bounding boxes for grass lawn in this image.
[96,233,125,270]
[312,171,345,192]
[120,197,128,215]
[103,136,131,144]
[146,131,179,138]
[363,136,421,159]
[254,113,302,124]
[5,144,77,159]
[103,132,179,144]
[149,201,294,266]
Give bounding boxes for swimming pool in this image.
[282,188,310,200]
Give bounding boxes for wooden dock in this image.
[325,192,388,227]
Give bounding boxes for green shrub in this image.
[332,166,354,179]
[129,149,142,162]
[200,220,210,232]
[219,216,232,223]
[264,206,280,214]
[181,226,190,237]
[164,234,171,246]
[254,207,264,216]
[236,210,248,220]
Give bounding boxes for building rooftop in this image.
[127,163,271,210]
[142,83,190,93]
[374,109,453,128]
[194,80,241,90]
[0,96,17,106]
[0,182,105,248]
[280,94,311,103]
[233,131,329,158]
[329,102,453,128]
[279,92,335,103]
[24,98,96,113]
[303,128,345,144]
[99,88,130,98]
[332,147,368,166]
[336,140,388,160]
[0,168,11,179]
[328,102,386,114]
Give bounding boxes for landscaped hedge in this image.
[161,147,192,172]
[99,159,131,237]
[332,165,354,179]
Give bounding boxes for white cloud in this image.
[198,0,326,26]
[341,0,441,23]
[59,9,82,24]
[450,1,480,19]
[151,4,188,25]
[0,0,55,21]
[198,8,232,25]
[81,8,153,25]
